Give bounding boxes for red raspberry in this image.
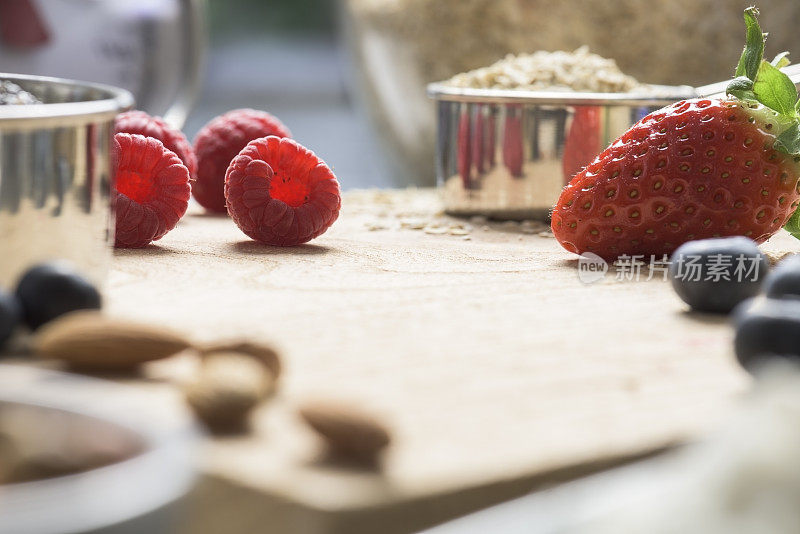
[115,110,197,179]
[194,109,291,213]
[113,133,191,248]
[225,136,340,246]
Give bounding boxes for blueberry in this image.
[733,297,800,371]
[15,263,101,329]
[763,254,800,300]
[0,289,20,349]
[668,237,768,314]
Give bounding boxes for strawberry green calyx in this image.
[727,8,800,151]
[733,7,765,81]
[726,7,800,240]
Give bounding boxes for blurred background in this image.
[188,0,397,190]
[4,0,800,193]
[2,0,800,190]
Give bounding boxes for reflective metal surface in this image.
[0,73,133,287]
[0,365,198,534]
[428,84,697,220]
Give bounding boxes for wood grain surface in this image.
[103,189,796,533]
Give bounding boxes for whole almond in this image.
[298,401,391,463]
[34,311,192,370]
[183,351,274,433]
[200,340,281,380]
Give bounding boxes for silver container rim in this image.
[426,82,698,107]
[0,365,199,534]
[0,72,134,126]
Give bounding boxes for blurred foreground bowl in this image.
[0,365,198,534]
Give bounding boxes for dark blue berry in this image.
[733,297,800,371]
[763,254,800,300]
[668,237,768,313]
[0,289,20,349]
[15,263,101,330]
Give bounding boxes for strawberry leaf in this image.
[753,60,798,116]
[726,76,756,100]
[784,206,800,241]
[735,7,765,80]
[772,51,791,68]
[775,123,800,154]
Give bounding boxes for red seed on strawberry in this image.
[552,8,800,261]
[113,133,191,248]
[194,109,291,213]
[225,136,340,246]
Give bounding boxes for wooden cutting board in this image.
[100,188,790,533]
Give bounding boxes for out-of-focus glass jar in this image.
[0,0,206,128]
[340,0,800,186]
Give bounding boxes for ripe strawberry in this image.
[552,8,800,261]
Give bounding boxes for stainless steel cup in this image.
[0,73,133,288]
[427,84,696,220]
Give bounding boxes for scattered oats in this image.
[518,236,523,241]
[462,235,472,241]
[521,219,547,230]
[501,221,520,229]
[520,220,548,234]
[449,227,471,236]
[537,231,554,238]
[400,218,428,230]
[424,225,449,235]
[469,215,489,225]
[365,221,389,231]
[481,225,490,232]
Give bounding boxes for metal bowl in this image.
[0,365,198,534]
[427,83,697,220]
[0,73,133,287]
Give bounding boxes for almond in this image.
[183,351,275,433]
[34,311,192,370]
[298,401,391,463]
